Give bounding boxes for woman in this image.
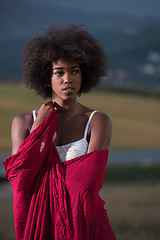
[4,25,116,239]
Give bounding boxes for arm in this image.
[87,112,112,153]
[12,102,54,155]
[11,115,30,155]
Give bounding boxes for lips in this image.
[62,87,75,91]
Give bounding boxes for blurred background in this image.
[0,0,160,239]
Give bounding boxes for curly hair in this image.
[22,24,109,99]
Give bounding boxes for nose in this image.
[64,73,72,84]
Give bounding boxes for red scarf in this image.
[4,110,116,240]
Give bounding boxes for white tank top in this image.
[32,110,97,162]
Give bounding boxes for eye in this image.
[54,71,64,77]
[72,69,80,75]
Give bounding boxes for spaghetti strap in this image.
[32,110,36,122]
[84,111,97,139]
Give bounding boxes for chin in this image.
[63,95,76,101]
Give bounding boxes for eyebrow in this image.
[53,65,80,70]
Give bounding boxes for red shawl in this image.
[3,109,116,240]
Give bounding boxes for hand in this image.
[30,101,56,132]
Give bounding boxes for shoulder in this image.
[77,103,112,131]
[87,111,112,151]
[91,111,112,130]
[90,111,112,146]
[11,111,34,154]
[12,111,33,132]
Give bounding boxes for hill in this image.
[0,83,160,153]
[0,0,160,90]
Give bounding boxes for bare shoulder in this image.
[12,111,33,132]
[11,111,33,154]
[87,111,112,152]
[91,111,112,129]
[77,103,112,130]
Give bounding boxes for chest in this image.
[53,117,89,146]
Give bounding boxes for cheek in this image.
[51,78,54,89]
[51,76,60,86]
[51,78,58,92]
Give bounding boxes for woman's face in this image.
[51,59,82,102]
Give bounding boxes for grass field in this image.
[101,182,160,240]
[0,181,160,240]
[0,83,160,239]
[0,83,160,153]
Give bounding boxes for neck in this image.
[52,97,78,121]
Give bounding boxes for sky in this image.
[28,0,160,17]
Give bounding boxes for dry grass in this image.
[0,181,160,240]
[80,91,160,149]
[0,83,160,152]
[1,83,160,239]
[100,182,160,240]
[0,182,14,240]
